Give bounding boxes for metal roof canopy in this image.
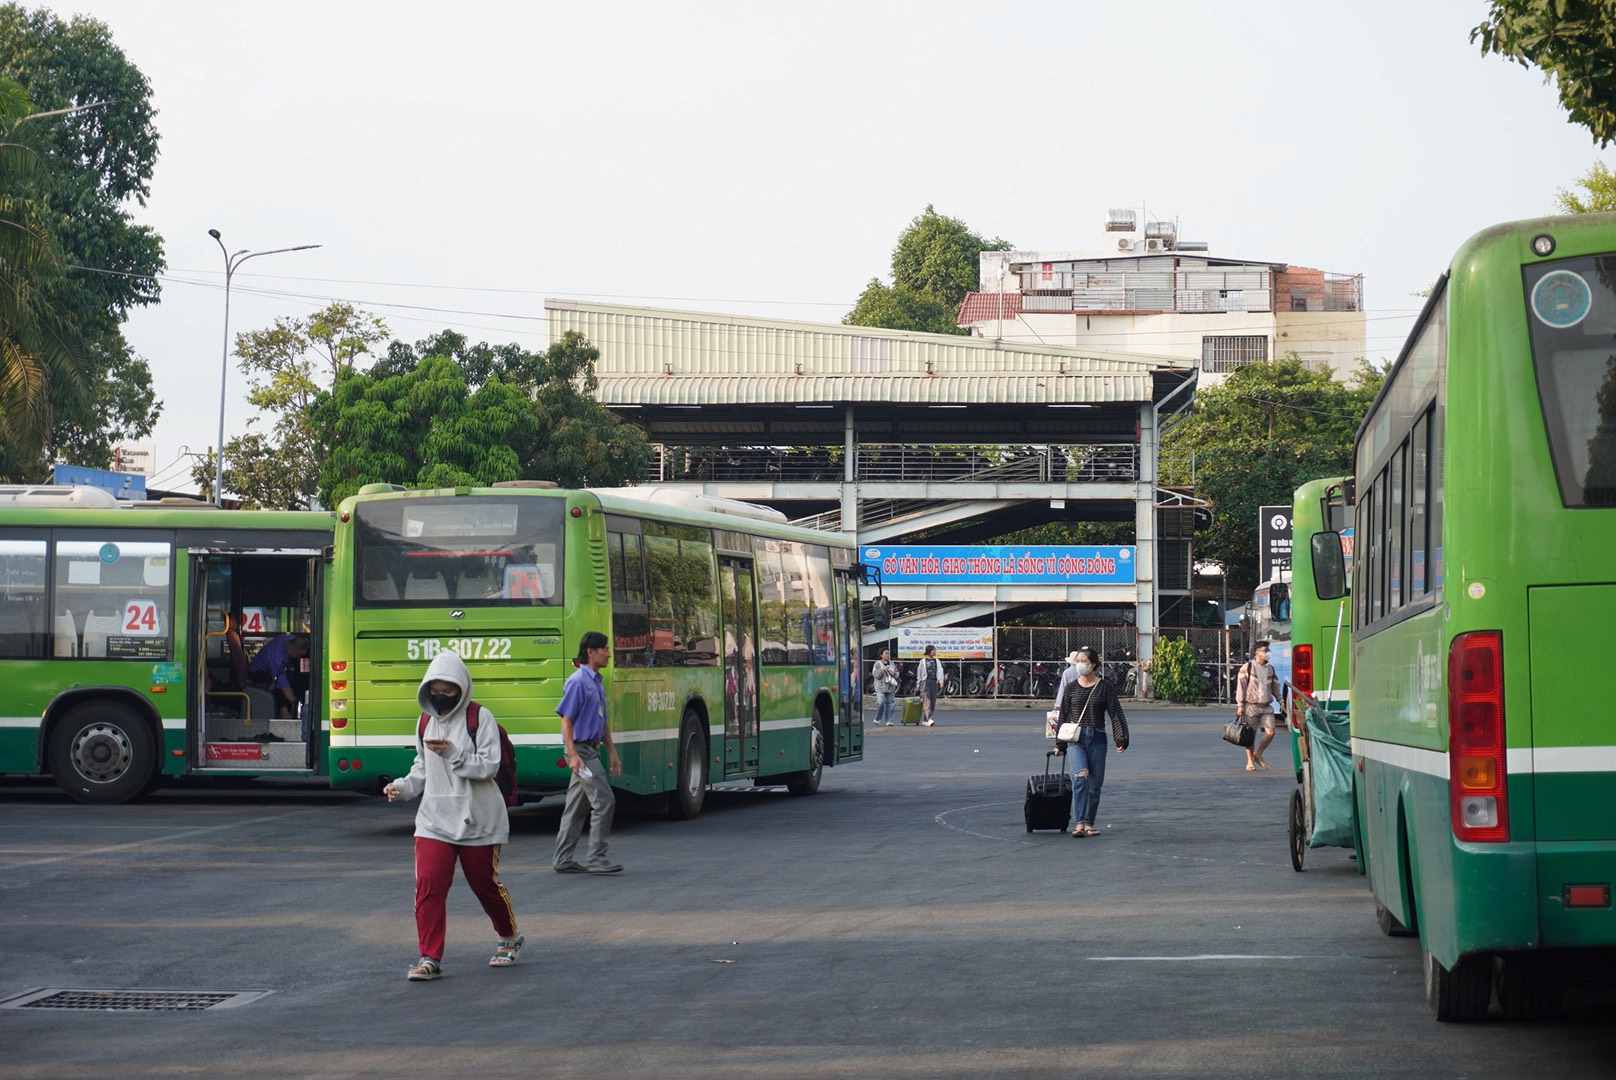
[546,299,1192,409]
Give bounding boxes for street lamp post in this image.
[208,229,320,506]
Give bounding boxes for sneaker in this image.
[554,861,586,874]
[922,719,936,727]
[584,860,623,874]
[407,957,442,981]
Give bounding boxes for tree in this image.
[1556,161,1616,213]
[0,5,163,476]
[846,205,1010,336]
[0,76,57,455]
[1164,357,1384,592]
[310,331,650,507]
[1474,1,1616,146]
[197,302,389,508]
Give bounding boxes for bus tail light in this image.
[1448,630,1508,843]
[1293,644,1313,695]
[331,661,348,672]
[1566,884,1611,908]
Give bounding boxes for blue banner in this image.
[861,544,1136,586]
[51,464,146,501]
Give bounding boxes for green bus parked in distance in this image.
[1337,213,1616,1021]
[327,483,867,817]
[0,487,336,803]
[1290,476,1354,719]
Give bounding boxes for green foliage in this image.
[1148,636,1204,703]
[1556,161,1616,212]
[0,6,163,479]
[1474,1,1616,146]
[845,205,1010,336]
[310,331,650,506]
[1165,356,1384,592]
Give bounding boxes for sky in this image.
[48,0,1609,490]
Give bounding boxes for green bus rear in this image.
[0,494,335,802]
[1350,213,1616,1020]
[328,485,864,815]
[1289,476,1353,715]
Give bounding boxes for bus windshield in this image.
[1525,255,1616,507]
[354,496,564,606]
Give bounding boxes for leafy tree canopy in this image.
[1556,160,1616,213]
[1474,1,1616,146]
[845,205,1009,336]
[1164,357,1384,592]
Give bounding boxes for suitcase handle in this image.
[1043,746,1066,780]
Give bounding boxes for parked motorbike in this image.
[1028,661,1063,699]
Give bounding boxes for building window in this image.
[1200,335,1268,373]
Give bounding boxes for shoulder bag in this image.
[1056,684,1094,743]
[1222,663,1254,747]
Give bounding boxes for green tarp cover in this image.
[1306,705,1355,849]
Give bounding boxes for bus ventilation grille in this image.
[0,988,273,1012]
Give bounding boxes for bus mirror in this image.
[1311,531,1347,601]
[869,595,891,631]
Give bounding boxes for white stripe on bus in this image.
[1525,746,1616,773]
[331,720,817,750]
[1354,739,1616,777]
[0,716,186,731]
[1350,738,1448,779]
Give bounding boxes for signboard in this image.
[1258,506,1293,583]
[895,627,994,660]
[861,545,1136,587]
[206,743,267,762]
[50,464,146,501]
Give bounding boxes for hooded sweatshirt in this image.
[390,651,509,845]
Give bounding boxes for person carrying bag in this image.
[1054,646,1129,838]
[1230,640,1282,772]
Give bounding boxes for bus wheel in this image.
[1424,946,1492,1022]
[1375,899,1415,937]
[667,714,707,821]
[1495,954,1562,1020]
[786,722,824,796]
[48,701,156,805]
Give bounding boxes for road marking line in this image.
[1087,954,1328,962]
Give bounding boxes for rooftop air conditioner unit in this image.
[1145,238,1164,253]
[1117,238,1133,252]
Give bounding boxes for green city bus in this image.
[0,486,336,802]
[327,483,867,816]
[1329,213,1616,1021]
[1289,476,1354,720]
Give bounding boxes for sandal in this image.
[490,934,525,968]
[1245,761,1256,772]
[407,957,442,981]
[1070,824,1088,838]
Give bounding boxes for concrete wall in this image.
[1273,310,1371,380]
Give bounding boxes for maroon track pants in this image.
[413,837,517,961]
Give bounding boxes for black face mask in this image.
[428,691,461,716]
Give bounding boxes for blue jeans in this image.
[1070,726,1110,826]
[874,692,896,726]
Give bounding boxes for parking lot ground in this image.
[2,707,1614,1079]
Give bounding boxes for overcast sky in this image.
[58,0,1606,488]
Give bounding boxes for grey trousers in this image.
[554,745,615,867]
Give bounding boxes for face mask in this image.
[428,691,461,715]
[1075,661,1093,676]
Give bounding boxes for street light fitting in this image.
[207,228,220,240]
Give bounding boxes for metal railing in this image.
[655,443,1141,489]
[645,446,844,484]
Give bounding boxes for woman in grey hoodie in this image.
[384,651,522,981]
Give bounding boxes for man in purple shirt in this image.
[247,633,309,719]
[553,631,624,874]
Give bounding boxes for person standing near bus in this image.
[383,650,522,982]
[554,631,624,874]
[870,649,899,726]
[1235,640,1282,771]
[918,644,943,727]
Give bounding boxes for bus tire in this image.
[47,700,156,805]
[1375,899,1415,937]
[1424,946,1492,1022]
[668,714,707,821]
[785,721,824,796]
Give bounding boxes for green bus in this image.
[1289,476,1354,721]
[327,483,868,816]
[1325,213,1616,1021]
[0,486,336,802]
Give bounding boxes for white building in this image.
[957,210,1368,384]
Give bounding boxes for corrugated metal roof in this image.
[547,299,1186,407]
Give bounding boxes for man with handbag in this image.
[1233,640,1282,772]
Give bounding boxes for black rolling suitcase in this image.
[1025,747,1072,833]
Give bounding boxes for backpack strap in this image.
[417,712,429,741]
[465,701,480,738]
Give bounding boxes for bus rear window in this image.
[1525,256,1616,507]
[355,497,564,606]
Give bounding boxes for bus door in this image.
[833,570,864,762]
[717,556,759,777]
[188,548,323,772]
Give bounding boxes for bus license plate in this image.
[406,638,513,661]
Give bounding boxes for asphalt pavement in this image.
[2,706,1614,1079]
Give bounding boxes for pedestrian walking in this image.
[1055,646,1130,838]
[1234,640,1283,772]
[871,649,900,726]
[918,644,944,727]
[554,631,624,874]
[383,651,521,982]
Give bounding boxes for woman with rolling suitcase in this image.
[1055,646,1130,838]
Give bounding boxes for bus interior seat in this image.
[404,572,448,600]
[81,611,121,658]
[53,611,78,657]
[245,687,276,723]
[366,575,400,601]
[455,566,498,599]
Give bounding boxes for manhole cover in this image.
[0,988,272,1012]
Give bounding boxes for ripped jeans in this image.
[1069,725,1110,826]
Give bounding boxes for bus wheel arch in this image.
[42,691,162,804]
[786,696,832,796]
[668,703,709,821]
